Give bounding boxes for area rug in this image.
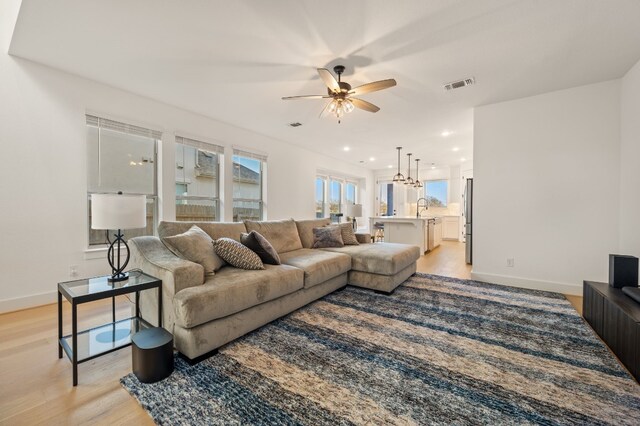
[121,273,640,425]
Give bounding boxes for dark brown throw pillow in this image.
[214,238,265,270]
[312,226,344,249]
[241,231,281,265]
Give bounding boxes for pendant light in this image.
[414,159,423,188]
[392,147,405,182]
[404,153,414,185]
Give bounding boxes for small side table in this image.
[57,271,162,386]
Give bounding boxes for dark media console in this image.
[583,281,639,382]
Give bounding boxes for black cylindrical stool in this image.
[132,327,174,383]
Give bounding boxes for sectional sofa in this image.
[129,218,420,361]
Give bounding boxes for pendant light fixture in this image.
[392,147,405,182]
[404,153,414,185]
[414,159,423,188]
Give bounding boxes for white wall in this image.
[620,58,640,257]
[473,80,621,295]
[0,3,373,312]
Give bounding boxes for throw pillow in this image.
[338,222,360,245]
[162,225,226,275]
[311,226,344,249]
[214,238,265,270]
[240,231,281,265]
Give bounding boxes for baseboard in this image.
[0,291,57,314]
[470,271,582,296]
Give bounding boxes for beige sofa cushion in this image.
[320,243,421,276]
[173,264,304,328]
[279,248,351,289]
[244,219,303,254]
[158,221,247,242]
[295,218,331,248]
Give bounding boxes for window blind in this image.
[86,115,162,140]
[233,147,267,162]
[175,135,224,154]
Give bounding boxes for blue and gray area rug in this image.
[122,273,640,425]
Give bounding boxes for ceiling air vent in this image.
[444,77,475,91]
[288,122,302,127]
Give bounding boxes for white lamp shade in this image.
[346,204,363,217]
[91,193,147,230]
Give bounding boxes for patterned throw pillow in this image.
[214,238,265,270]
[311,226,344,249]
[338,223,360,245]
[162,225,226,275]
[240,231,281,265]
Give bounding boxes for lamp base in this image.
[108,272,129,283]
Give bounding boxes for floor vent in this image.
[444,77,475,91]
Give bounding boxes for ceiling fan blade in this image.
[282,95,331,100]
[351,98,380,113]
[317,68,340,93]
[349,79,397,95]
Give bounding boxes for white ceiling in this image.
[9,0,640,170]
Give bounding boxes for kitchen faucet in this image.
[416,198,429,218]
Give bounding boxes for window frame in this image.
[85,116,160,248]
[315,176,327,218]
[424,179,449,208]
[174,136,223,222]
[232,151,266,221]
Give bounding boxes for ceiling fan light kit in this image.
[282,64,396,123]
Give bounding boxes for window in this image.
[425,180,448,208]
[345,181,357,205]
[329,179,343,214]
[86,115,160,246]
[315,177,326,218]
[175,136,223,222]
[378,180,394,216]
[233,149,266,221]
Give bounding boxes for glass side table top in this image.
[58,271,159,300]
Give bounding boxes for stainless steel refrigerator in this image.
[464,178,473,264]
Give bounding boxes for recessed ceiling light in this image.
[431,165,436,169]
[452,147,459,152]
[369,157,375,162]
[441,130,452,137]
[387,165,393,169]
[460,157,466,162]
[343,146,350,152]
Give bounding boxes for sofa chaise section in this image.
[321,243,421,293]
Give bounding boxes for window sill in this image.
[84,247,108,260]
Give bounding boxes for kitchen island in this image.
[369,216,442,253]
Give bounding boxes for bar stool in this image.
[373,222,385,242]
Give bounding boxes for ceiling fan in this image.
[282,65,396,123]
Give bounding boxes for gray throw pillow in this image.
[214,238,265,270]
[312,226,344,249]
[162,225,225,275]
[240,231,281,265]
[338,223,360,245]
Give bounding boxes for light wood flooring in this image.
[1,241,583,424]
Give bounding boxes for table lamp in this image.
[91,192,147,282]
[346,204,363,230]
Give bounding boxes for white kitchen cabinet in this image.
[443,216,460,240]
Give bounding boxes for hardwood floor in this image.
[0,296,153,425]
[0,242,583,424]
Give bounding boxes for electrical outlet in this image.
[69,265,78,278]
[506,258,515,267]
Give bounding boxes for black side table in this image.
[57,271,162,386]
